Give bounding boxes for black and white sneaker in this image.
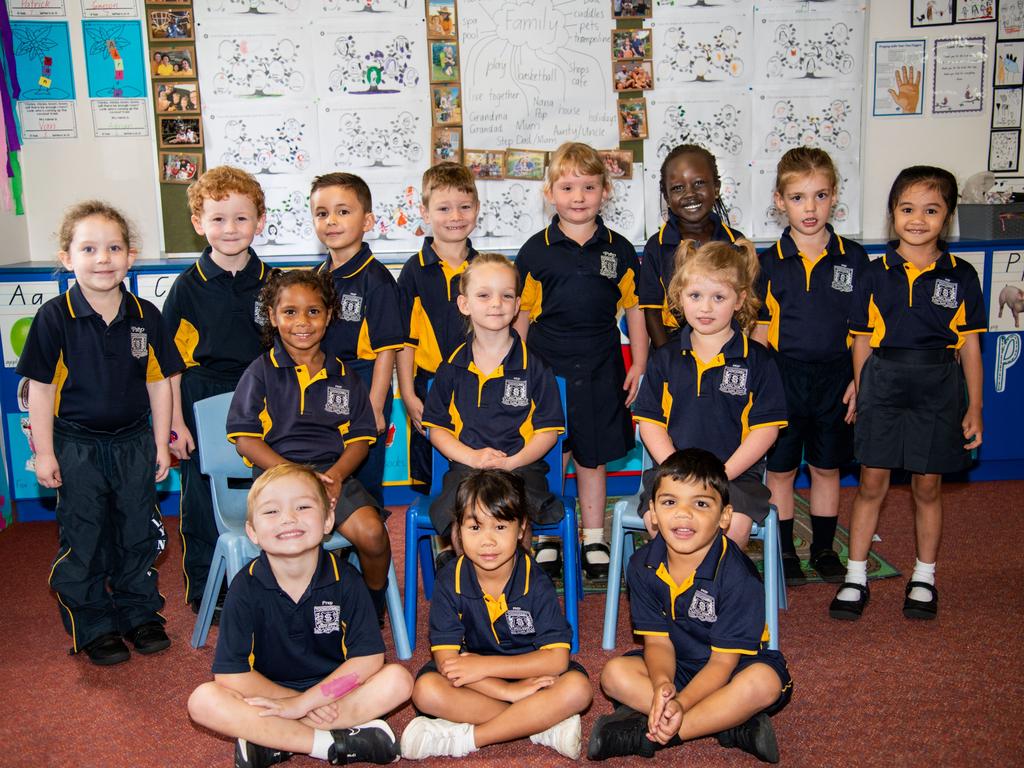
[587,706,657,761]
[716,712,780,763]
[329,719,399,764]
[234,738,291,768]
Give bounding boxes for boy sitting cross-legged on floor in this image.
[187,463,412,768]
[590,448,793,764]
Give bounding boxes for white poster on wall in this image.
[316,101,430,181]
[473,179,546,251]
[645,88,751,167]
[753,6,866,83]
[650,15,753,88]
[458,0,618,150]
[751,83,862,165]
[601,165,646,245]
[18,101,77,139]
[932,36,986,115]
[873,39,926,116]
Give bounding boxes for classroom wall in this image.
[862,3,998,239]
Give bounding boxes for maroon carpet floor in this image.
[1,482,1022,767]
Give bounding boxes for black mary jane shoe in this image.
[828,582,869,620]
[534,540,563,580]
[582,542,610,581]
[902,581,938,620]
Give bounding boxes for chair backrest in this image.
[193,391,252,532]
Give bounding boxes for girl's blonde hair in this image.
[459,251,520,297]
[544,142,611,194]
[774,146,838,194]
[667,239,761,333]
[57,200,137,254]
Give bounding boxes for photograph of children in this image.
[612,0,650,20]
[159,116,203,148]
[612,29,652,61]
[599,149,634,180]
[156,82,199,114]
[504,149,546,181]
[432,126,462,164]
[147,8,195,42]
[617,97,648,140]
[613,60,654,92]
[427,1,457,39]
[151,47,195,78]
[432,85,462,125]
[430,41,460,83]
[464,149,504,180]
[161,152,202,184]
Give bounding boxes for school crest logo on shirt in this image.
[932,278,959,309]
[130,326,148,359]
[505,607,535,635]
[341,293,363,322]
[719,365,748,396]
[502,378,529,407]
[687,589,717,623]
[600,252,618,280]
[254,299,268,326]
[313,603,340,635]
[831,265,854,293]
[325,386,350,416]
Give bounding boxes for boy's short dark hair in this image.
[310,172,372,213]
[651,448,730,507]
[421,162,478,206]
[453,469,528,529]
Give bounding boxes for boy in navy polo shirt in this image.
[312,173,404,507]
[19,201,184,665]
[396,162,480,494]
[590,449,792,763]
[187,463,412,767]
[165,165,273,612]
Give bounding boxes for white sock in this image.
[582,528,609,565]
[909,559,936,602]
[310,729,334,760]
[836,559,867,602]
[535,535,559,563]
[457,724,478,755]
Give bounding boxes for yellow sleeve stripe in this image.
[755,319,771,325]
[710,646,758,655]
[420,420,453,433]
[635,630,670,637]
[540,642,571,650]
[343,435,377,446]
[430,644,462,651]
[849,329,872,336]
[749,420,788,430]
[637,303,664,310]
[371,342,405,352]
[226,430,263,443]
[633,415,669,428]
[960,327,985,334]
[534,426,565,434]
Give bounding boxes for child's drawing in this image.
[753,85,861,164]
[648,93,749,161]
[600,173,645,244]
[206,105,315,175]
[368,185,427,247]
[316,26,422,100]
[196,0,300,14]
[319,105,427,177]
[755,8,865,82]
[257,189,317,249]
[656,20,750,86]
[198,25,313,99]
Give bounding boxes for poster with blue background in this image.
[82,20,147,99]
[11,21,75,101]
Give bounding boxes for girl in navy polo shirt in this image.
[402,470,592,760]
[227,269,392,620]
[633,239,787,548]
[830,167,984,621]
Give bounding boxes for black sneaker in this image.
[587,707,657,761]
[782,553,807,586]
[124,621,171,655]
[234,738,291,768]
[329,720,399,765]
[809,548,846,583]
[82,632,130,666]
[716,712,780,763]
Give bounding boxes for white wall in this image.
[862,3,998,239]
[15,6,162,263]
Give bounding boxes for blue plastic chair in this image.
[188,392,412,659]
[403,377,583,652]
[601,447,787,651]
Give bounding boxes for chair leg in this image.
[602,504,627,651]
[559,508,580,654]
[385,562,412,660]
[403,510,421,652]
[764,510,781,651]
[190,551,226,649]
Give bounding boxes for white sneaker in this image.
[529,714,582,759]
[400,716,476,759]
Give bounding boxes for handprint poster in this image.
[873,40,925,116]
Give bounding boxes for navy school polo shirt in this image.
[162,247,272,377]
[632,321,788,464]
[429,552,572,655]
[397,236,478,375]
[849,243,986,350]
[226,338,376,466]
[212,548,385,691]
[421,332,564,456]
[515,215,639,357]
[16,284,184,431]
[756,225,870,363]
[628,533,771,661]
[318,244,405,363]
[638,211,741,331]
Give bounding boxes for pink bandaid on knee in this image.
[320,673,360,700]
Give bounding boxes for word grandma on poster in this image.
[458,0,618,150]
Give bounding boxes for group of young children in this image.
[18,135,984,766]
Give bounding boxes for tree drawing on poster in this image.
[322,0,420,13]
[205,104,316,174]
[196,0,300,14]
[754,8,865,81]
[197,24,313,99]
[369,184,427,243]
[646,92,750,162]
[752,85,861,164]
[257,187,317,247]
[475,182,543,242]
[459,0,618,150]
[82,21,147,98]
[318,105,427,175]
[11,21,75,100]
[655,19,751,86]
[652,0,746,13]
[315,27,420,98]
